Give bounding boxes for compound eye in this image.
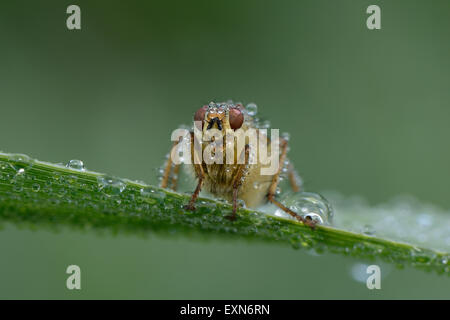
[194,105,208,129]
[229,107,244,130]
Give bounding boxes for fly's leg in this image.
[183,164,205,211]
[170,163,180,191]
[226,144,250,221]
[267,139,316,228]
[184,132,205,211]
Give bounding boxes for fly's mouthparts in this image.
[207,117,222,130]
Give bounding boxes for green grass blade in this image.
[0,152,448,275]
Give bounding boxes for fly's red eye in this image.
[229,107,244,130]
[194,105,208,129]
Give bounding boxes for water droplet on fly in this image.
[245,103,258,116]
[66,159,85,171]
[261,120,271,129]
[208,101,216,109]
[281,132,290,141]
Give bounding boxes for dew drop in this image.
[261,120,271,129]
[32,183,41,192]
[281,192,333,225]
[281,132,290,141]
[66,159,85,171]
[304,212,324,224]
[0,161,8,170]
[8,153,33,172]
[97,176,126,197]
[362,224,376,236]
[56,187,67,197]
[245,103,258,116]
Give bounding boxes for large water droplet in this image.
[304,212,324,224]
[66,159,85,171]
[281,191,333,225]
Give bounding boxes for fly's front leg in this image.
[267,139,316,229]
[170,163,180,191]
[184,132,205,211]
[184,164,205,211]
[227,144,250,221]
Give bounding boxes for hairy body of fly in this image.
[189,120,275,208]
[161,101,314,227]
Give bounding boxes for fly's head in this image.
[194,102,244,140]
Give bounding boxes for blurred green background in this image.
[0,0,449,299]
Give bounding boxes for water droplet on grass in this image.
[277,192,333,225]
[362,224,376,236]
[0,161,8,170]
[304,212,324,224]
[66,159,85,171]
[8,153,34,172]
[97,176,126,197]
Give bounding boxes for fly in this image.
[160,101,316,228]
